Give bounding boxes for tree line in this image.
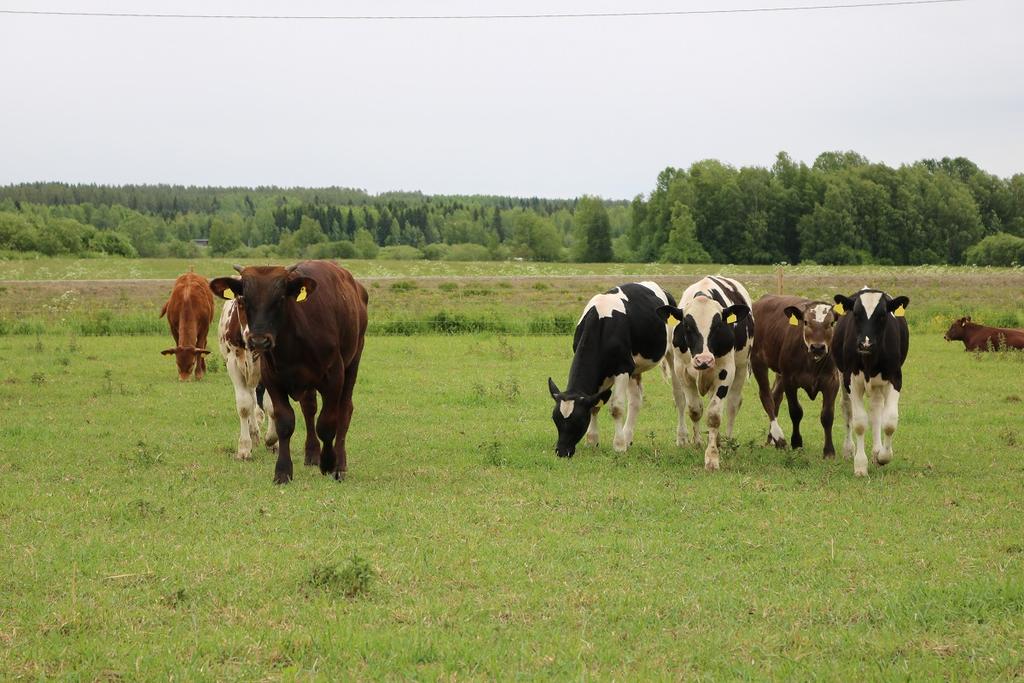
[1,151,1022,265]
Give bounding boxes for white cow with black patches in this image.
[549,281,684,457]
[657,276,753,471]
[218,298,277,460]
[831,288,910,476]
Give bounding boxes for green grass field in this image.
[1,259,1023,679]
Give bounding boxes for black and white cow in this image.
[832,288,910,477]
[656,276,753,471]
[548,281,683,458]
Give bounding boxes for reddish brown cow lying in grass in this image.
[944,316,1024,351]
[160,269,214,381]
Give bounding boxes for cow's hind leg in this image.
[754,363,785,448]
[667,356,689,447]
[724,355,748,440]
[878,385,900,465]
[618,374,643,451]
[260,388,278,454]
[868,383,885,466]
[610,374,630,452]
[331,346,365,479]
[785,384,804,449]
[585,407,600,448]
[840,385,853,459]
[821,382,837,459]
[299,391,320,466]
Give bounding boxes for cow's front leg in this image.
[849,375,869,476]
[680,371,704,448]
[269,390,296,484]
[667,355,689,446]
[878,384,900,465]
[619,375,644,450]
[583,406,600,447]
[785,384,804,449]
[704,385,728,471]
[610,374,631,452]
[868,383,885,466]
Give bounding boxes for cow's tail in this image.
[659,353,674,386]
[159,302,167,318]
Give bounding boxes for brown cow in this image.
[750,295,840,458]
[210,260,368,484]
[944,316,1024,351]
[160,269,214,381]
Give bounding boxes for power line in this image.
[0,0,972,21]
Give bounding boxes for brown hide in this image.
[209,260,369,484]
[750,295,840,457]
[160,271,214,381]
[944,317,1024,351]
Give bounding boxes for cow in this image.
[210,260,369,484]
[944,316,1024,351]
[656,276,753,471]
[217,298,322,462]
[548,281,683,458]
[832,288,910,477]
[750,295,840,458]
[160,269,214,381]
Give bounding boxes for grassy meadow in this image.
[1,258,1023,679]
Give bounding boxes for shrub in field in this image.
[423,243,450,260]
[305,240,358,259]
[378,245,424,260]
[390,280,418,293]
[965,233,1024,267]
[444,243,492,261]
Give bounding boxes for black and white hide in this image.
[832,288,910,477]
[657,276,753,471]
[548,282,682,457]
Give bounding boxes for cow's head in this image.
[833,290,909,356]
[657,295,750,371]
[783,301,837,362]
[944,316,971,342]
[161,345,211,381]
[209,264,316,353]
[548,378,611,457]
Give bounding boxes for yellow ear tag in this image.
[893,304,905,317]
[789,314,799,326]
[726,313,737,324]
[295,286,307,303]
[833,303,845,316]
[223,289,235,300]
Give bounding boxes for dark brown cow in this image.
[944,316,1024,351]
[160,269,214,381]
[750,295,840,458]
[210,260,368,484]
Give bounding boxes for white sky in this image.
[1,0,1021,199]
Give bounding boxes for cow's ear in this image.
[888,296,909,317]
[287,277,317,302]
[548,377,562,400]
[210,277,242,300]
[161,348,177,356]
[656,305,684,323]
[783,306,803,326]
[833,295,854,317]
[198,348,212,355]
[722,304,750,325]
[594,388,612,406]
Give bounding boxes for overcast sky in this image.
[1,0,1021,198]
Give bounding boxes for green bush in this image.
[305,240,358,259]
[423,243,450,260]
[444,243,492,261]
[378,245,424,260]
[965,233,1024,267]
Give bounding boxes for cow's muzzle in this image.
[810,343,828,360]
[247,334,274,351]
[692,352,716,371]
[555,444,575,458]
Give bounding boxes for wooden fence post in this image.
[776,266,784,295]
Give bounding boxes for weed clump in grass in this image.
[306,555,375,598]
[390,280,418,293]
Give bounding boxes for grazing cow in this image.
[656,276,753,471]
[944,316,1024,351]
[210,260,369,484]
[160,269,214,381]
[832,288,910,477]
[750,295,840,458]
[548,282,683,458]
[217,299,322,462]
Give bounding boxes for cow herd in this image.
[158,260,1022,483]
[549,277,913,476]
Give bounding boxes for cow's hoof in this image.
[704,461,720,472]
[612,436,628,452]
[842,443,854,460]
[875,451,892,466]
[234,451,252,461]
[854,467,868,477]
[823,450,836,459]
[273,473,292,485]
[333,470,346,482]
[791,437,803,449]
[769,436,787,449]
